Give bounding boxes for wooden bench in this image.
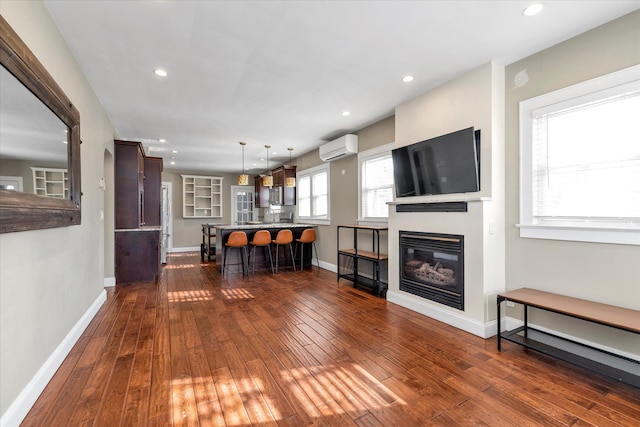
[497,288,640,388]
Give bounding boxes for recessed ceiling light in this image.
[170,161,175,165]
[159,138,166,142]
[342,111,350,116]
[402,75,414,82]
[62,140,68,144]
[522,3,544,16]
[154,69,168,77]
[171,150,178,154]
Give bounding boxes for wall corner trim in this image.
[1,290,107,427]
[104,277,116,287]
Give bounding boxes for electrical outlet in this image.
[506,301,515,307]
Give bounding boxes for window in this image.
[519,65,640,245]
[358,143,394,223]
[297,163,330,224]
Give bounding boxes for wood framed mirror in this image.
[0,15,81,233]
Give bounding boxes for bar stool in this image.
[223,231,248,275]
[272,229,296,273]
[249,230,274,274]
[295,228,318,271]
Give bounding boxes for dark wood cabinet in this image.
[143,157,163,227]
[273,168,285,187]
[115,229,160,284]
[115,141,144,229]
[254,175,270,208]
[114,140,162,284]
[273,165,296,206]
[255,166,296,206]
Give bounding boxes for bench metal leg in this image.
[497,295,504,351]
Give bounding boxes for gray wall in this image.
[162,169,238,249]
[0,0,115,417]
[293,116,395,272]
[0,159,67,194]
[504,11,640,355]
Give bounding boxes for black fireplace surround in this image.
[399,231,464,310]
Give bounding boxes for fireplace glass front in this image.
[399,231,464,310]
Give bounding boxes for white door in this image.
[231,186,256,225]
[161,182,173,264]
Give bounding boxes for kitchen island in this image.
[215,223,317,273]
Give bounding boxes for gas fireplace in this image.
[399,231,464,310]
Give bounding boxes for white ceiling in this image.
[42,0,639,174]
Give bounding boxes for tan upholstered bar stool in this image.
[272,229,296,273]
[223,231,248,275]
[295,228,319,271]
[249,230,274,274]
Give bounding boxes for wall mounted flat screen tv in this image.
[392,127,480,197]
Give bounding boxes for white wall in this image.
[388,62,506,337]
[0,0,115,420]
[504,11,640,357]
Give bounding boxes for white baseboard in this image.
[1,290,107,427]
[503,317,640,362]
[317,259,336,272]
[170,246,200,253]
[103,276,116,287]
[387,290,496,338]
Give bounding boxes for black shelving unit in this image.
[201,223,224,262]
[337,225,388,297]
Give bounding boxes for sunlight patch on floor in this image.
[171,378,199,425]
[163,263,199,270]
[221,288,255,301]
[167,290,215,302]
[168,361,403,425]
[286,362,404,413]
[167,252,197,258]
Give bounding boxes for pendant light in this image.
[237,141,249,185]
[285,147,296,188]
[262,145,273,187]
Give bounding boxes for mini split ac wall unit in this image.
[319,134,358,162]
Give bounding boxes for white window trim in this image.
[358,143,394,225]
[518,64,640,246]
[297,163,331,225]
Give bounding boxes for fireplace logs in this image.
[404,260,455,286]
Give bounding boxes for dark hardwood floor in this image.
[21,252,640,426]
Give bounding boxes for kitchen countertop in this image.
[215,223,316,230]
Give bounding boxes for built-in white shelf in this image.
[31,167,68,199]
[182,174,223,218]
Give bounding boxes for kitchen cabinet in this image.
[143,157,163,227]
[114,140,162,284]
[255,175,270,208]
[115,229,160,284]
[115,140,145,229]
[254,166,296,206]
[273,168,285,187]
[272,165,296,206]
